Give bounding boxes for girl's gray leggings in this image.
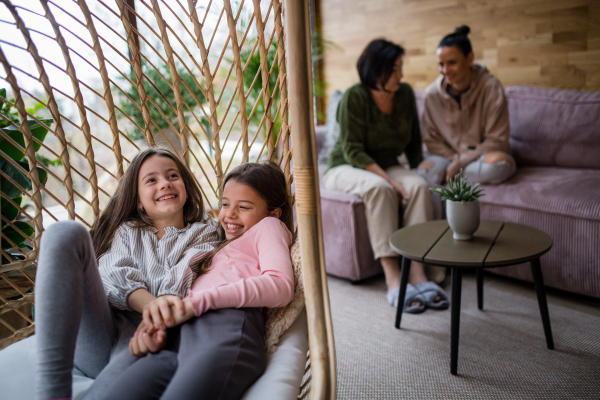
[35,221,140,400]
[101,308,267,400]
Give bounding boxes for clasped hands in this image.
[129,295,194,357]
[418,160,461,183]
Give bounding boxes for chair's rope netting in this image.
[0,1,309,392]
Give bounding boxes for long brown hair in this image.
[90,147,205,258]
[193,160,293,275]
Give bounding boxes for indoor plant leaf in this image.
[0,88,6,114]
[430,169,485,203]
[1,220,34,250]
[0,118,52,162]
[17,160,48,187]
[1,195,22,226]
[0,156,31,198]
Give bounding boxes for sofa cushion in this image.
[480,167,600,298]
[505,85,600,169]
[317,90,343,164]
[479,166,600,222]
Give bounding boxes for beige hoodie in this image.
[421,63,511,171]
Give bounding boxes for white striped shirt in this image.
[98,218,221,310]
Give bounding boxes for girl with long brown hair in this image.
[32,147,220,400]
[102,160,296,400]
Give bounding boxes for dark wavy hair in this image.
[193,160,293,275]
[357,38,405,91]
[90,147,205,258]
[438,25,472,57]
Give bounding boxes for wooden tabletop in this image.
[389,220,553,268]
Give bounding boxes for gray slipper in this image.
[415,281,449,310]
[387,284,426,314]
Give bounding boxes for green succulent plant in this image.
[430,169,485,203]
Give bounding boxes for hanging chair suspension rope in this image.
[150,0,190,164]
[223,0,250,164]
[3,0,76,223]
[284,0,336,399]
[116,0,156,147]
[273,0,290,177]
[77,0,124,178]
[39,0,100,219]
[0,3,44,261]
[251,0,274,157]
[187,0,223,189]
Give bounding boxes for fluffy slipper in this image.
[386,284,426,314]
[415,281,449,310]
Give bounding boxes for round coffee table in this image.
[389,219,554,375]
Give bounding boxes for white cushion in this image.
[0,310,308,400]
[243,308,308,400]
[317,90,343,164]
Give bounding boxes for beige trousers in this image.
[322,164,434,260]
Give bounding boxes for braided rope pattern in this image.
[293,166,317,215]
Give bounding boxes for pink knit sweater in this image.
[187,217,294,316]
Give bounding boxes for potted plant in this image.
[431,169,485,240]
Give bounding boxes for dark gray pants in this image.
[35,221,140,400]
[102,308,267,400]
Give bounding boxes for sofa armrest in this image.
[319,187,382,282]
[320,188,364,205]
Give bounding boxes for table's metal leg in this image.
[530,258,554,350]
[395,256,412,329]
[450,268,462,375]
[476,268,484,310]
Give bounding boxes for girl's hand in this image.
[129,322,167,356]
[142,295,186,331]
[171,297,195,326]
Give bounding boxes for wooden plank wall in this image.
[317,0,600,104]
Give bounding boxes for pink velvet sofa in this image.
[317,85,600,298]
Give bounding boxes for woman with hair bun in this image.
[418,25,516,189]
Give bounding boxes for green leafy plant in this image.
[117,62,208,142]
[1,88,52,264]
[430,169,485,203]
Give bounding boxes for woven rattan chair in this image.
[0,0,335,398]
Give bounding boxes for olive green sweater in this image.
[326,82,423,172]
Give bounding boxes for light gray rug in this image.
[327,273,600,399]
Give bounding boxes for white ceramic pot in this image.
[446,200,480,240]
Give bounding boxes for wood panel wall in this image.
[317,0,600,105]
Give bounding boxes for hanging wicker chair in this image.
[0,0,335,398]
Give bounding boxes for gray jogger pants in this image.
[101,308,267,400]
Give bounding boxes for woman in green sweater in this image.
[322,39,448,313]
